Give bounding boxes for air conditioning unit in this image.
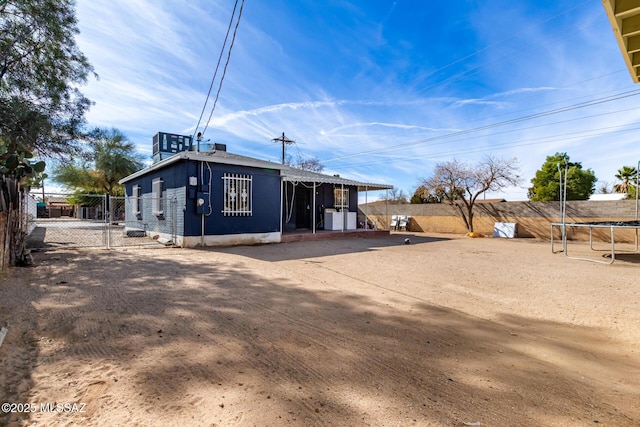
[152,132,193,162]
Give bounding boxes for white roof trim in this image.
[119,151,286,184]
[119,150,392,191]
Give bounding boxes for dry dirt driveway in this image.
[1,232,639,426]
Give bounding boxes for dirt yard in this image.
[1,232,639,426]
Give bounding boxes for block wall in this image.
[360,200,640,242]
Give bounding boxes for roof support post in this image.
[341,183,345,232]
[312,182,316,234]
[280,179,284,237]
[365,186,369,230]
[386,188,389,230]
[200,161,206,247]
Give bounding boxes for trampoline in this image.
[551,158,639,265]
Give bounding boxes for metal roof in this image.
[119,150,286,184]
[602,0,640,83]
[281,166,393,191]
[119,150,392,191]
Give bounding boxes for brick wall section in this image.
[359,200,640,242]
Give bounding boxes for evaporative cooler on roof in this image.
[152,132,193,163]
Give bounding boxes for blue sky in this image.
[73,0,639,200]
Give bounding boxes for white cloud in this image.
[70,0,640,199]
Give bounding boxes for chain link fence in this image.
[108,195,177,248]
[25,193,177,250]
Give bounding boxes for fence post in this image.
[105,195,111,249]
[5,207,13,268]
[172,198,177,244]
[0,212,7,270]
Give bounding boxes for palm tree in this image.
[52,128,144,196]
[614,166,638,194]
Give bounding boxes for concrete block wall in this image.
[359,200,640,242]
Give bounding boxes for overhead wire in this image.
[268,2,599,165]
[333,102,640,169]
[201,0,245,138]
[456,70,628,130]
[191,1,623,181]
[312,2,613,167]
[335,122,640,170]
[320,88,640,163]
[192,0,239,141]
[314,70,630,166]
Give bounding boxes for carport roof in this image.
[602,0,640,83]
[281,167,392,192]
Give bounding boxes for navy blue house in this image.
[119,140,391,247]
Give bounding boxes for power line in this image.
[192,0,239,141]
[320,88,640,163]
[335,122,640,170]
[200,0,245,139]
[314,4,617,167]
[380,102,640,159]
[457,70,627,130]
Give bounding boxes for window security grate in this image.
[223,173,252,216]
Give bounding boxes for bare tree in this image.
[423,156,520,232]
[596,181,613,194]
[294,156,324,173]
[379,186,408,204]
[285,154,325,173]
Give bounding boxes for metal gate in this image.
[26,193,177,250]
[107,196,177,248]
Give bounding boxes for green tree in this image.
[411,184,436,204]
[613,165,637,195]
[52,129,144,196]
[423,156,520,232]
[528,153,596,202]
[0,0,94,179]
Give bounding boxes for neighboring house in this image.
[118,141,391,247]
[589,193,627,201]
[40,196,74,218]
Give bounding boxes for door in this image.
[295,186,311,229]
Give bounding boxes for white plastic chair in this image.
[390,215,399,230]
[398,215,409,231]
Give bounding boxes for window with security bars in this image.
[334,188,349,208]
[223,173,252,216]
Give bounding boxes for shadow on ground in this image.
[0,242,638,426]
[209,233,450,262]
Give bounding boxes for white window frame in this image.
[222,173,252,216]
[132,185,142,216]
[334,187,349,209]
[152,178,164,216]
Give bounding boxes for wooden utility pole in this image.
[272,132,295,164]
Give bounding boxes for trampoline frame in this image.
[551,221,639,264]
[550,158,639,265]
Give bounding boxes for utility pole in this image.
[272,132,295,164]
